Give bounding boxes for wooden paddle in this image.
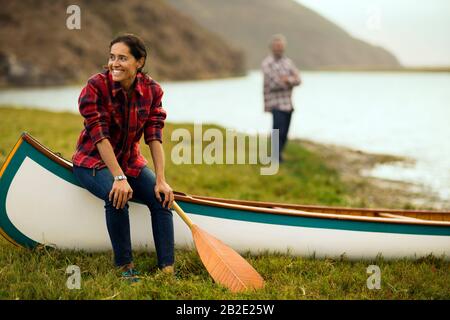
[172,201,265,293]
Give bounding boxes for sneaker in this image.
[121,268,141,282]
[161,265,174,274]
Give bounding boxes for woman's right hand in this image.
[109,180,133,209]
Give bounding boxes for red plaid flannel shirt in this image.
[72,70,167,177]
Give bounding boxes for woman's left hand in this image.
[154,179,174,209]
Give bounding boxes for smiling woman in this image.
[108,35,147,90]
[71,33,175,279]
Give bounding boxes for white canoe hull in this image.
[1,134,449,260]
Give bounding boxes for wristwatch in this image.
[114,175,127,181]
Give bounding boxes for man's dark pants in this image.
[272,109,293,162]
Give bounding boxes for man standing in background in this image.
[262,34,301,163]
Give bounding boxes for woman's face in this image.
[108,42,144,88]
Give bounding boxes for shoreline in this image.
[1,67,449,90]
[296,139,449,211]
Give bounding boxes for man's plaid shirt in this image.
[262,55,301,112]
[72,70,167,177]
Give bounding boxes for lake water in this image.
[1,71,449,201]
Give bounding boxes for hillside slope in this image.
[0,0,244,86]
[167,0,401,69]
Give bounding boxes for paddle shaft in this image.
[172,201,194,229]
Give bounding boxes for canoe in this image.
[1,132,449,260]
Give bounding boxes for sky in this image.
[296,0,450,67]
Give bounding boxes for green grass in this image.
[1,244,449,299]
[0,106,449,300]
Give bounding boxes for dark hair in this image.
[109,33,147,72]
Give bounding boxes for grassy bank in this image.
[0,106,449,299]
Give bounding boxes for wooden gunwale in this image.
[189,195,450,222]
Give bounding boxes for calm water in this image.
[1,71,449,201]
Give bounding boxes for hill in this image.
[0,0,244,87]
[167,0,401,70]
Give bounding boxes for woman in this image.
[72,34,175,279]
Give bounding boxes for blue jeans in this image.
[73,165,174,269]
[272,109,293,161]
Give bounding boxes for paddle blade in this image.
[191,224,265,293]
